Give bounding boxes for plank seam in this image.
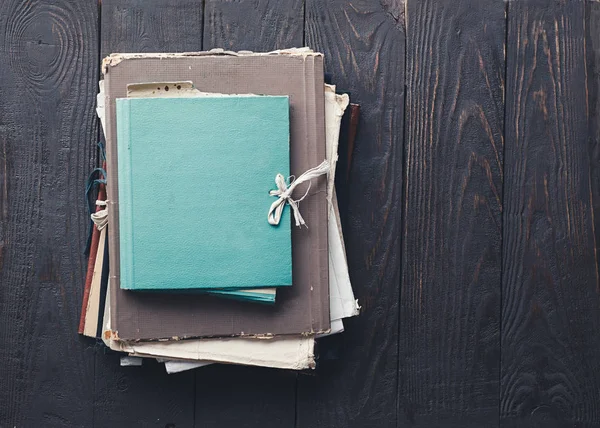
[396,1,408,426]
[201,0,206,51]
[302,0,306,47]
[499,0,509,426]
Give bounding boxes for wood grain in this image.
[101,0,203,57]
[0,0,98,426]
[6,0,600,426]
[195,365,296,428]
[203,0,304,51]
[399,0,505,426]
[195,2,304,427]
[501,1,600,426]
[297,1,404,427]
[589,0,600,345]
[98,1,202,426]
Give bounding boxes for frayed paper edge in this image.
[102,47,321,73]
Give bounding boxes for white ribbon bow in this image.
[91,200,109,231]
[268,160,330,227]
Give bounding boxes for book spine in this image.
[78,177,106,334]
[116,99,134,290]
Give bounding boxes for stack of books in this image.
[79,48,360,372]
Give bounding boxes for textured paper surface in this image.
[116,96,291,290]
[125,82,276,303]
[122,337,315,370]
[101,295,315,370]
[103,51,329,340]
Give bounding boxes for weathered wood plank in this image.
[97,1,202,426]
[196,365,296,428]
[297,1,404,426]
[203,0,304,51]
[0,0,99,426]
[501,0,600,426]
[94,355,195,427]
[589,0,600,351]
[399,0,505,426]
[194,2,303,427]
[101,0,203,55]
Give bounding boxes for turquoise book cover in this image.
[116,96,291,291]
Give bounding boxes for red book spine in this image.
[78,171,107,334]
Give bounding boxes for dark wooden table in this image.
[2,0,600,426]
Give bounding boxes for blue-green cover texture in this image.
[116,96,291,290]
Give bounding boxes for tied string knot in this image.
[91,200,108,231]
[268,159,329,227]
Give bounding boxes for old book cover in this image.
[123,81,276,303]
[103,49,329,340]
[116,95,291,291]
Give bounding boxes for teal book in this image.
[116,96,291,291]
[205,288,276,304]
